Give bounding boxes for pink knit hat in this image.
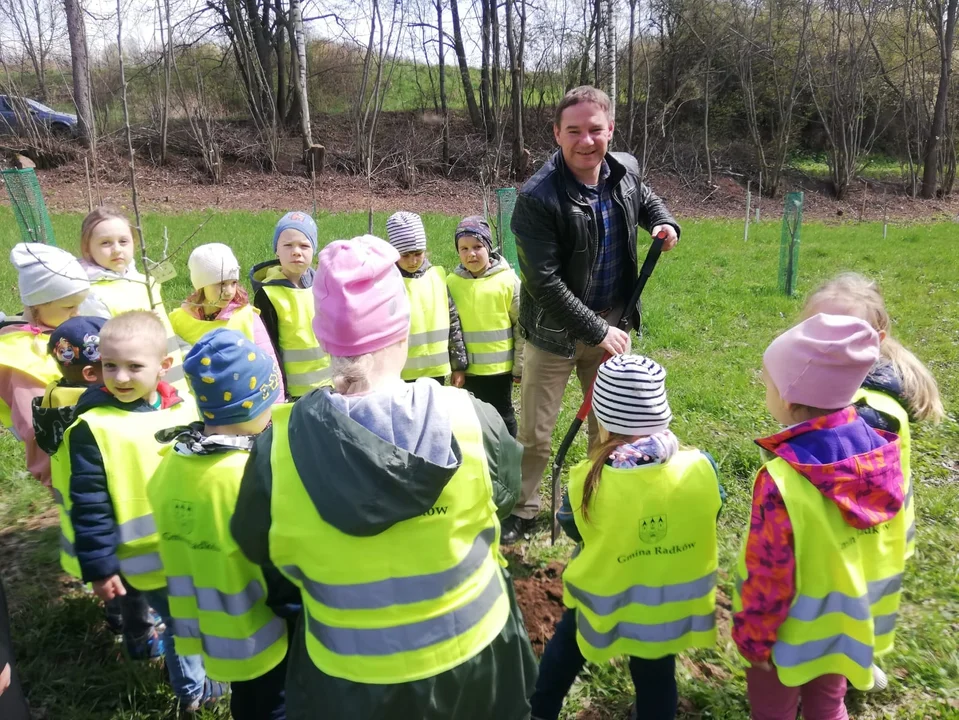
[763,313,879,409]
[313,235,411,357]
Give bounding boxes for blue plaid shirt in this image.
[579,161,624,311]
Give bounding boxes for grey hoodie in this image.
[230,380,536,719]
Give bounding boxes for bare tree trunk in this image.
[627,0,637,148]
[159,0,173,164]
[64,0,95,151]
[480,0,496,138]
[704,51,712,185]
[921,0,959,198]
[290,0,312,155]
[506,0,525,176]
[602,0,615,123]
[436,0,450,164]
[30,0,49,100]
[449,0,484,129]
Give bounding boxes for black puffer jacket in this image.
[511,150,679,358]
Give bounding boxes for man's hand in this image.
[651,224,679,251]
[599,326,631,356]
[450,371,466,388]
[0,663,10,696]
[92,575,126,602]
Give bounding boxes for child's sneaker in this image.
[180,679,230,714]
[124,628,165,660]
[867,664,889,692]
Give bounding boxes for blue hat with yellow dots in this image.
[183,328,281,424]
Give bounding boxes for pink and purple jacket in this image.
[0,322,55,486]
[178,296,285,399]
[732,407,903,664]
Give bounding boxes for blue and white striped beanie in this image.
[386,211,427,254]
[593,354,672,435]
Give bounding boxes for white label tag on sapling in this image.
[148,260,178,284]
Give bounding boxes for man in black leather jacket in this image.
[504,85,680,544]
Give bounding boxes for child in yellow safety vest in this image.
[385,211,468,386]
[250,211,331,399]
[61,311,226,711]
[0,243,91,486]
[77,206,188,393]
[533,354,723,720]
[447,215,523,437]
[169,243,284,399]
[800,273,944,694]
[150,328,289,720]
[734,314,906,720]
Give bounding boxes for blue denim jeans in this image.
[530,609,678,720]
[144,588,207,701]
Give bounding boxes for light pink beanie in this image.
[764,313,879,409]
[313,235,410,357]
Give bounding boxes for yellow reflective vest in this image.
[855,388,914,559]
[0,328,61,428]
[262,285,331,397]
[733,457,906,689]
[57,398,198,590]
[563,450,720,663]
[268,388,510,684]
[402,266,452,380]
[91,278,188,394]
[148,445,288,681]
[169,305,258,350]
[446,269,515,376]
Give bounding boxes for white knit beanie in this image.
[188,243,240,290]
[386,211,427,254]
[593,354,673,436]
[11,243,90,307]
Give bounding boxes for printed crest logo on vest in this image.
[639,514,667,544]
[173,499,195,536]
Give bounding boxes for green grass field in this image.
[0,207,956,719]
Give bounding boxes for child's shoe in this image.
[124,628,165,660]
[180,679,230,714]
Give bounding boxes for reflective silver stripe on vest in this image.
[467,350,513,365]
[165,364,186,383]
[404,353,451,370]
[906,522,916,544]
[734,570,744,597]
[904,480,913,510]
[874,612,898,636]
[307,567,503,656]
[286,527,496,611]
[576,611,716,649]
[867,573,903,604]
[52,488,65,506]
[166,336,181,354]
[463,329,513,343]
[282,347,327,362]
[174,615,287,660]
[60,531,76,557]
[566,571,716,617]
[116,515,157,545]
[119,552,163,576]
[287,368,332,387]
[168,576,265,616]
[774,633,873,670]
[409,329,449,346]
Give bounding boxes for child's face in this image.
[88,218,135,273]
[33,291,89,328]
[276,229,314,277]
[201,280,238,310]
[457,236,490,276]
[101,336,171,404]
[763,366,795,426]
[398,251,426,273]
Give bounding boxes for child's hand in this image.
[0,662,10,696]
[451,371,466,388]
[92,575,127,602]
[750,660,773,672]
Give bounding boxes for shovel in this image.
[549,231,667,545]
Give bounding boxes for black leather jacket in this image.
[511,150,679,358]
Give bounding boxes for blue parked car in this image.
[0,95,78,136]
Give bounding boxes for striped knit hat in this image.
[593,354,672,436]
[386,211,427,254]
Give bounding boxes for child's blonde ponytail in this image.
[804,272,944,424]
[580,433,633,523]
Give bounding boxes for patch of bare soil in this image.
[512,560,567,656]
[0,505,79,612]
